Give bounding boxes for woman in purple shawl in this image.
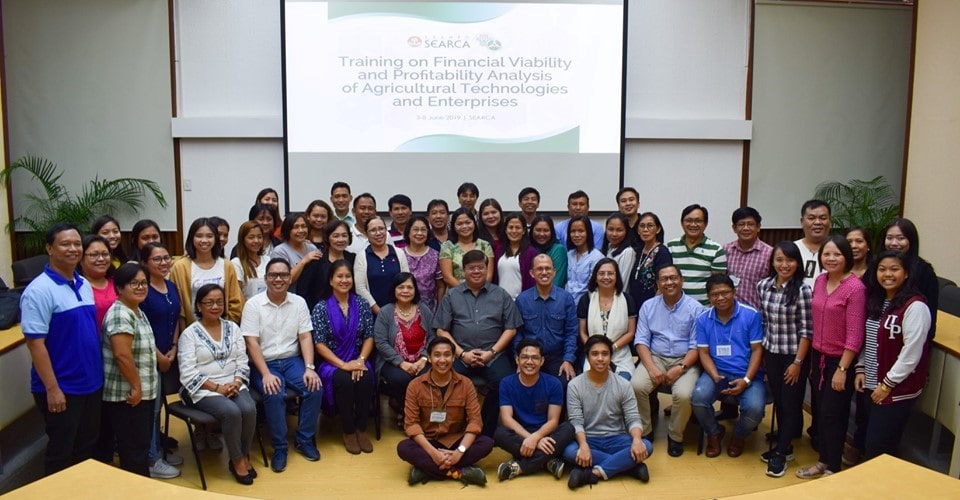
[312,259,376,455]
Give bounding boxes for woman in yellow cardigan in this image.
[170,217,245,324]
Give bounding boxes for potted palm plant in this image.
[1,154,168,254]
[813,175,900,243]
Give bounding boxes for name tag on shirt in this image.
[430,411,447,423]
[716,345,732,357]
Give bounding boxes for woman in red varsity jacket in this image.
[855,250,931,460]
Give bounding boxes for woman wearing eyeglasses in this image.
[94,263,158,477]
[354,216,410,317]
[80,234,117,327]
[138,242,184,478]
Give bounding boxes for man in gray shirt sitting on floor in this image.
[563,335,654,490]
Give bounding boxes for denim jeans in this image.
[251,357,323,451]
[691,371,766,439]
[562,433,654,480]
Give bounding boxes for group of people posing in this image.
[19,183,937,490]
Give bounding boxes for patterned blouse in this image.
[439,239,494,282]
[177,319,250,404]
[405,247,443,313]
[311,294,375,355]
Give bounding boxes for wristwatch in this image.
[305,363,315,370]
[457,444,467,453]
[742,376,752,386]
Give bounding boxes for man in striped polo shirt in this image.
[666,204,727,306]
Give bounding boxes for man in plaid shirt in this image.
[723,207,772,310]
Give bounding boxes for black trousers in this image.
[95,399,155,477]
[453,355,515,437]
[764,351,808,454]
[494,421,576,473]
[33,390,102,476]
[864,396,916,460]
[332,369,374,434]
[809,350,854,473]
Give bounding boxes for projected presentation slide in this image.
[283,0,625,212]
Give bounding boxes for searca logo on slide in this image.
[407,34,502,51]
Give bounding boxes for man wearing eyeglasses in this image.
[21,223,103,475]
[435,249,522,437]
[723,207,772,310]
[665,204,727,306]
[241,258,323,472]
[631,264,705,458]
[494,338,575,482]
[514,254,578,385]
[691,273,764,459]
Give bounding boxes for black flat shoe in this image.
[229,461,253,485]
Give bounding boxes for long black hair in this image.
[865,250,922,319]
[768,241,805,306]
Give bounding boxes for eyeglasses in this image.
[126,280,149,289]
[708,290,734,299]
[658,275,681,283]
[266,272,291,281]
[85,252,111,260]
[638,224,658,230]
[682,218,705,225]
[150,255,173,264]
[464,265,486,273]
[200,300,225,307]
[518,355,542,362]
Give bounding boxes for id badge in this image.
[716,345,732,357]
[430,410,447,423]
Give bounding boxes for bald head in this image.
[530,254,556,292]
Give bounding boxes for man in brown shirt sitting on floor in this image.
[397,337,494,486]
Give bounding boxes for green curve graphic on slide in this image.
[394,127,580,153]
[328,2,513,23]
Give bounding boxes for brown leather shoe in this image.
[705,426,726,458]
[356,432,374,453]
[727,436,745,457]
[343,433,361,455]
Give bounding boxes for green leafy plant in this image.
[813,175,900,241]
[1,154,168,253]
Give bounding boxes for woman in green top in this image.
[95,262,157,477]
[530,215,567,288]
[439,207,495,287]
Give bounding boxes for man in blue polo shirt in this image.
[514,254,578,384]
[691,273,764,459]
[494,338,575,481]
[20,222,104,475]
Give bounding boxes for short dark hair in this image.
[515,338,543,356]
[427,336,455,355]
[45,222,80,246]
[565,215,595,251]
[280,212,306,241]
[801,199,831,216]
[388,272,421,304]
[583,334,613,355]
[353,192,376,208]
[681,204,709,225]
[330,181,351,195]
[457,182,479,197]
[266,257,291,272]
[616,187,639,203]
[461,249,487,268]
[194,283,226,319]
[427,199,449,213]
[403,214,433,247]
[113,262,146,294]
[325,220,353,246]
[705,272,735,294]
[80,235,115,278]
[568,190,589,203]
[518,187,540,203]
[655,263,681,279]
[185,217,223,260]
[819,235,854,273]
[388,194,412,210]
[731,207,761,225]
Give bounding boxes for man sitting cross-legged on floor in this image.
[494,338,576,481]
[564,335,653,490]
[397,337,494,487]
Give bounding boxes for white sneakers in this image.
[149,458,181,479]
